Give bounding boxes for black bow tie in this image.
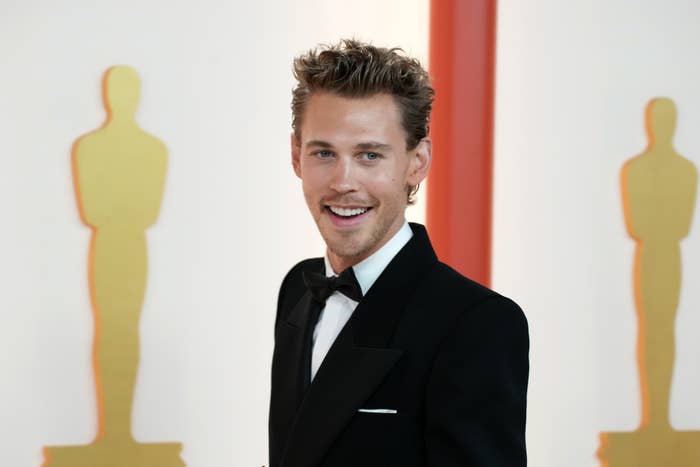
[302,267,363,305]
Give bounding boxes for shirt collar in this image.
[324,221,413,296]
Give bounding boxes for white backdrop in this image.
[494,1,700,466]
[1,0,699,466]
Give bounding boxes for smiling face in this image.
[292,92,431,272]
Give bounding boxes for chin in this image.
[325,231,378,262]
[325,235,362,257]
[329,244,368,262]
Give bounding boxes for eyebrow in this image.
[305,140,392,151]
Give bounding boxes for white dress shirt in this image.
[310,221,413,381]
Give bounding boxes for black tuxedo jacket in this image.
[269,223,529,467]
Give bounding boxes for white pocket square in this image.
[357,408,398,414]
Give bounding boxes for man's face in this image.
[292,92,431,271]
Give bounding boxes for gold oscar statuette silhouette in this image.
[43,66,184,466]
[598,98,699,466]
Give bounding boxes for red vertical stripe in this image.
[427,0,497,286]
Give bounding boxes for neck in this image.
[327,253,360,275]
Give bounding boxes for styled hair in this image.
[291,39,434,203]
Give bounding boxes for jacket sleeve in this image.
[424,295,529,466]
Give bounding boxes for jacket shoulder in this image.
[418,261,527,332]
[427,261,498,305]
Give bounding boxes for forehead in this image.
[300,92,405,146]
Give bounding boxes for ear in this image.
[407,137,431,186]
[291,132,302,179]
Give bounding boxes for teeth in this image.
[329,206,368,217]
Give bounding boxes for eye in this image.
[313,150,334,159]
[360,152,381,161]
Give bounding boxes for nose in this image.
[329,155,357,193]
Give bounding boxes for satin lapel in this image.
[279,223,438,467]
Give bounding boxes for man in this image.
[269,39,529,467]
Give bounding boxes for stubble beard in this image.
[324,226,382,266]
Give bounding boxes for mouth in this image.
[325,205,373,226]
[327,206,370,217]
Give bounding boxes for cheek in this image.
[366,174,406,204]
[302,181,320,206]
[300,167,325,194]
